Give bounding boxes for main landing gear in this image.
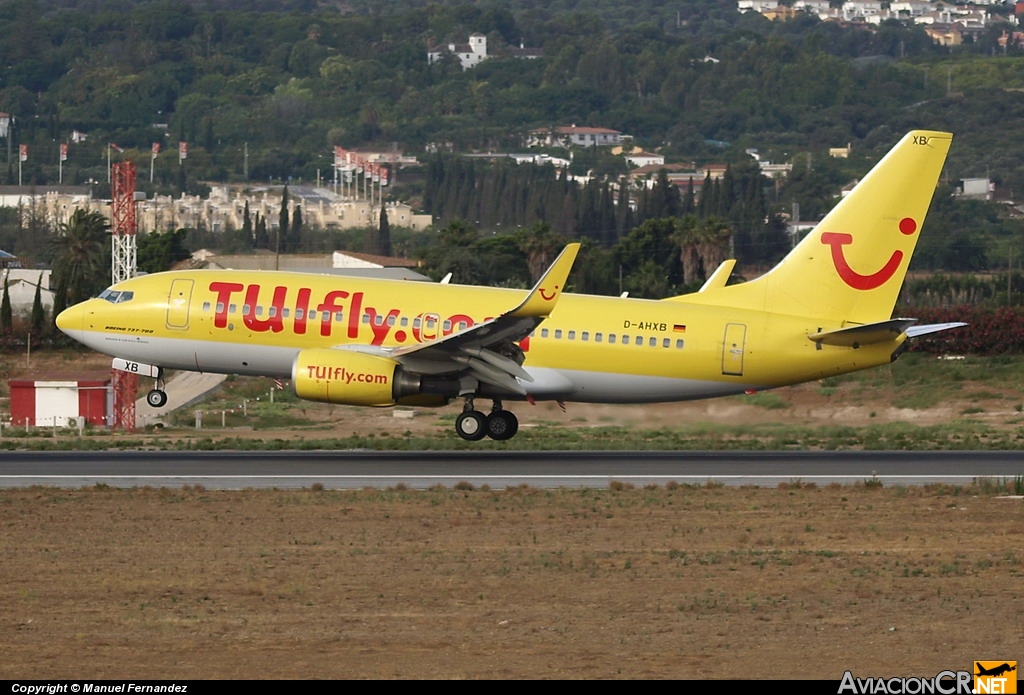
[455,398,519,441]
[146,369,168,408]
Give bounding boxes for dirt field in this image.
[1,484,1021,680]
[1,350,1023,679]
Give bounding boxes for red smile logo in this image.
[539,285,559,301]
[821,218,917,290]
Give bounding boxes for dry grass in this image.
[1,484,1021,679]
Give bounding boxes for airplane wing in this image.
[339,243,580,395]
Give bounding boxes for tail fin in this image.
[693,130,953,324]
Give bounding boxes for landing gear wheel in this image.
[486,410,519,440]
[455,410,487,441]
[146,389,168,408]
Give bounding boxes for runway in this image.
[1,450,1023,489]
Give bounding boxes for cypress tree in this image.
[278,186,290,253]
[254,213,269,250]
[242,201,253,246]
[31,274,45,333]
[292,205,303,252]
[1,278,11,332]
[378,206,391,256]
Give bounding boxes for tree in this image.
[254,213,269,250]
[137,229,191,274]
[242,201,253,245]
[31,274,45,334]
[292,205,303,251]
[51,209,110,309]
[517,222,564,283]
[377,206,391,257]
[1,278,11,332]
[278,186,290,253]
[675,215,732,286]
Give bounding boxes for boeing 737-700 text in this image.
[57,130,963,440]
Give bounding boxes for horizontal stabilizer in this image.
[810,319,967,347]
[809,319,918,347]
[905,322,968,338]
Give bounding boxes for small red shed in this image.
[8,371,112,427]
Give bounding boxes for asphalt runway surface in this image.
[1,450,1023,489]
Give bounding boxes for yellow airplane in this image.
[57,130,962,440]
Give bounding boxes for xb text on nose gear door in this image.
[166,279,194,330]
[721,323,746,376]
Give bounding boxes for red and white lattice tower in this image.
[110,161,137,431]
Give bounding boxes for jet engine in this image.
[293,349,405,406]
[292,348,452,407]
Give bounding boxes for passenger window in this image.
[202,301,211,312]
[608,334,616,344]
[229,304,237,314]
[216,302,224,314]
[595,333,602,343]
[568,330,576,340]
[662,338,670,348]
[554,329,562,339]
[581,331,589,341]
[676,339,685,349]
[295,308,304,320]
[649,337,656,347]
[541,328,549,338]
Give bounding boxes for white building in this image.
[427,33,489,70]
[527,126,627,149]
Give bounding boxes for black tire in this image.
[455,410,487,441]
[486,410,519,440]
[146,389,168,408]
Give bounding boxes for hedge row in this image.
[902,305,1024,355]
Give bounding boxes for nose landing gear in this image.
[146,369,168,408]
[454,398,520,441]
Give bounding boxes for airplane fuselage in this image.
[59,268,901,405]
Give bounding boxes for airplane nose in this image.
[55,302,86,337]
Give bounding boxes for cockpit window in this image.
[98,289,134,304]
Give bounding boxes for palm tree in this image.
[51,209,110,308]
[518,222,564,283]
[675,215,732,285]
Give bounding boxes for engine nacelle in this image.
[293,349,401,406]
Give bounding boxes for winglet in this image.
[509,243,580,318]
[698,259,736,293]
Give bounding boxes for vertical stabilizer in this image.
[696,130,953,324]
